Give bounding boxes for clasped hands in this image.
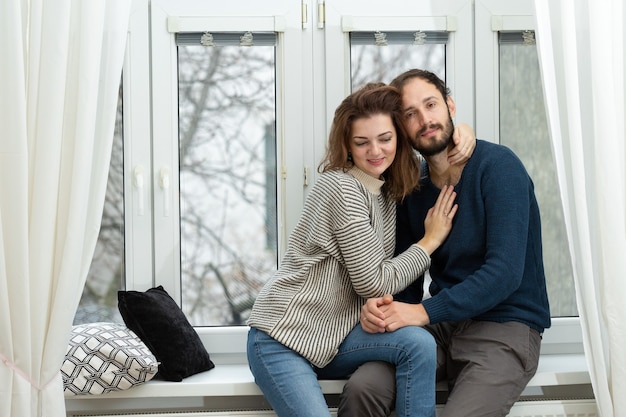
[360,294,430,333]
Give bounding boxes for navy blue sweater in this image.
[396,140,551,333]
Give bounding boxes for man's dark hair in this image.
[390,69,451,101]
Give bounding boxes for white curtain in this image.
[533,1,626,416]
[0,0,131,415]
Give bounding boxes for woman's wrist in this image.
[415,236,439,255]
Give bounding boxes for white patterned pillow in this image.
[62,322,159,395]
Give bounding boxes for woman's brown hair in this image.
[318,82,421,201]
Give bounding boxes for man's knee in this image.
[337,361,395,417]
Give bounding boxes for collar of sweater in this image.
[348,166,385,195]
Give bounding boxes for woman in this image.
[247,83,473,417]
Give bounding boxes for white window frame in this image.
[146,0,309,303]
[474,0,583,354]
[120,0,583,356]
[124,0,154,291]
[474,0,537,141]
[317,0,474,185]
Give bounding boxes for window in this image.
[76,1,581,355]
[321,0,475,153]
[149,0,306,327]
[474,0,578,319]
[74,86,125,324]
[498,31,576,316]
[176,32,279,325]
[350,31,447,89]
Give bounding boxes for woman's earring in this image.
[347,152,352,162]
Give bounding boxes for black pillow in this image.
[118,285,215,381]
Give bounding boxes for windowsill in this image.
[64,351,590,401]
[65,318,590,404]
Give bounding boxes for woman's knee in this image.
[396,326,437,360]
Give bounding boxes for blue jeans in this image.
[247,325,436,417]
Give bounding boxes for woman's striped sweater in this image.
[247,166,431,367]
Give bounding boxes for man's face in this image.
[400,77,456,156]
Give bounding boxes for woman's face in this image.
[349,113,397,179]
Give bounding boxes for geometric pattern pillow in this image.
[61,322,159,396]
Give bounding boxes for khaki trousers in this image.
[338,320,541,417]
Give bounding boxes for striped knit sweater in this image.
[247,166,431,367]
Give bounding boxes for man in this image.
[338,69,551,417]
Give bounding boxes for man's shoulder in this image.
[476,139,517,157]
[474,139,524,169]
[471,140,533,192]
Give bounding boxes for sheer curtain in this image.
[0,0,131,416]
[533,1,626,416]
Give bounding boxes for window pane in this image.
[177,37,278,326]
[350,31,446,89]
[74,85,125,324]
[499,33,577,317]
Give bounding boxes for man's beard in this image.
[414,115,455,157]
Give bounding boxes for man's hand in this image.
[360,294,431,333]
[448,123,476,165]
[378,301,430,332]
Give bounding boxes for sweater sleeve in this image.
[422,146,533,323]
[330,177,431,299]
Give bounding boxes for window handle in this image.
[133,165,145,216]
[159,167,171,217]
